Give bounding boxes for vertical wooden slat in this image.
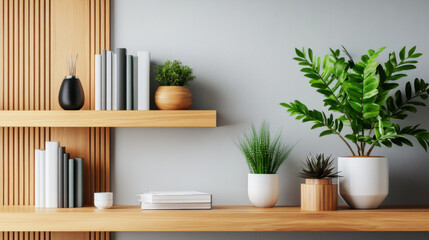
[0,0,111,238]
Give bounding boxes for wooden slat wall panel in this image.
[0,0,110,239]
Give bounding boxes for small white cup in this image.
[94,192,113,209]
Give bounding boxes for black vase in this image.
[58,76,85,110]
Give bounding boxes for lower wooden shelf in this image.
[1,205,429,232]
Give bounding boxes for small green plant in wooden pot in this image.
[154,60,195,110]
[300,154,340,211]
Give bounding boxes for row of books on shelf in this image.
[35,141,84,208]
[137,191,212,210]
[95,48,150,110]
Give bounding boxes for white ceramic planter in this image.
[338,156,388,209]
[248,173,279,208]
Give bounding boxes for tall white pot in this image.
[338,156,388,209]
[248,174,279,208]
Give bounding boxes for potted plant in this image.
[154,60,196,110]
[300,154,340,211]
[236,122,293,208]
[282,46,429,209]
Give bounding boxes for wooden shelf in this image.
[1,205,429,232]
[0,110,216,127]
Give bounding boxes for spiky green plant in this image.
[236,122,293,174]
[299,154,340,179]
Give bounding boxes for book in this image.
[106,51,112,110]
[140,202,212,210]
[133,56,139,109]
[94,54,102,110]
[45,141,59,208]
[68,158,75,208]
[126,55,133,110]
[74,158,84,208]
[63,153,70,208]
[58,146,65,208]
[101,49,107,110]
[137,191,212,203]
[112,53,117,110]
[40,150,46,208]
[137,51,150,110]
[116,48,127,110]
[35,149,41,208]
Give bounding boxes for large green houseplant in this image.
[281,46,429,209]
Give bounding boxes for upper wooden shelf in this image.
[1,205,429,232]
[0,110,216,127]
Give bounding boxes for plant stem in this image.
[365,141,377,156]
[332,128,356,156]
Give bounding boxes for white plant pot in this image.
[248,173,279,208]
[338,156,388,209]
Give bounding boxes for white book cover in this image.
[101,49,107,110]
[106,51,112,110]
[137,51,150,110]
[40,150,46,208]
[140,202,212,210]
[45,141,59,208]
[137,191,212,203]
[94,54,102,110]
[35,150,41,208]
[112,53,117,110]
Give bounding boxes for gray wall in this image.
[111,0,429,239]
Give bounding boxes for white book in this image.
[35,150,41,208]
[40,150,46,208]
[112,53,117,110]
[101,49,107,110]
[137,51,150,110]
[137,191,212,203]
[133,56,138,110]
[140,202,212,210]
[106,51,112,110]
[45,141,59,208]
[94,54,102,110]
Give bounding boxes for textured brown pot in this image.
[155,86,193,110]
[301,179,338,211]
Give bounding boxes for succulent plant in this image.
[299,154,340,179]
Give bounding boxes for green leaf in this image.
[399,46,406,60]
[406,82,412,99]
[345,134,357,142]
[295,48,305,58]
[394,65,416,72]
[320,130,334,137]
[408,46,416,56]
[409,53,423,58]
[308,48,313,62]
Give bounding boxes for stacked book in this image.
[95,48,151,110]
[137,191,212,210]
[34,141,84,208]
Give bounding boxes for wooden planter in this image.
[155,86,193,110]
[301,179,337,211]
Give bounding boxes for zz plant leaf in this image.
[282,46,429,156]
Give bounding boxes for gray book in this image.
[116,48,127,110]
[101,49,107,110]
[133,56,139,109]
[58,146,65,208]
[63,153,69,208]
[68,158,75,208]
[74,158,84,208]
[126,55,133,110]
